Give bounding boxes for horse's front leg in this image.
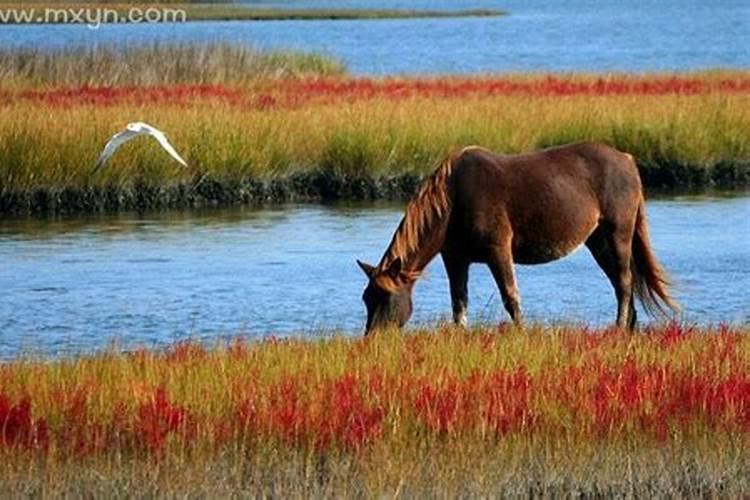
[487,244,522,325]
[441,252,469,327]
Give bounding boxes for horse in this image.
[357,142,679,334]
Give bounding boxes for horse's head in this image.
[357,257,418,335]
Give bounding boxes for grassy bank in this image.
[0,46,748,214]
[0,3,507,24]
[0,324,748,496]
[2,77,749,214]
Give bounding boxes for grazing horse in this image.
[357,142,678,334]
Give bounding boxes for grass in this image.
[0,43,346,86]
[0,44,748,213]
[0,323,748,496]
[1,75,749,213]
[0,3,507,23]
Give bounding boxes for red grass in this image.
[136,387,195,451]
[0,325,747,458]
[3,74,750,109]
[0,395,48,450]
[275,75,750,102]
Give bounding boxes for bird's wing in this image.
[92,129,140,173]
[143,127,188,167]
[92,123,188,173]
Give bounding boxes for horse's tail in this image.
[631,198,680,317]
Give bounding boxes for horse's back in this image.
[449,142,642,263]
[453,142,641,209]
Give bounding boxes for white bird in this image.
[93,122,188,173]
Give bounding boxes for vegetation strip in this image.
[2,83,748,214]
[0,324,747,496]
[7,75,750,105]
[0,44,347,87]
[1,44,748,213]
[0,4,507,24]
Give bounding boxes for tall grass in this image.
[0,44,346,87]
[0,324,748,496]
[1,69,749,213]
[2,92,749,186]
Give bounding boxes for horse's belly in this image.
[511,219,598,265]
[512,240,584,264]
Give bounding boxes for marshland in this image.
[0,45,748,213]
[1,326,748,496]
[0,0,748,496]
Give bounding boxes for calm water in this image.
[0,196,748,358]
[0,0,747,74]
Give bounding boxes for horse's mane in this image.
[378,146,480,272]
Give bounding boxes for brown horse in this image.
[357,142,678,334]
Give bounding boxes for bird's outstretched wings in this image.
[93,122,188,173]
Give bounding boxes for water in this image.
[1,195,748,358]
[0,0,747,74]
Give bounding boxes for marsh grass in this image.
[0,60,749,213]
[0,43,346,87]
[1,90,749,213]
[0,324,748,496]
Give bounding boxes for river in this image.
[1,194,748,358]
[0,0,747,75]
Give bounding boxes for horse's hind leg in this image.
[586,225,636,329]
[441,252,469,327]
[486,244,522,325]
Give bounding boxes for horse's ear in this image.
[385,257,402,280]
[357,260,376,278]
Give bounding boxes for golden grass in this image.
[1,91,748,188]
[0,67,748,212]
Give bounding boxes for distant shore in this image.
[0,4,508,24]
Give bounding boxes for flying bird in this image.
[93,122,188,173]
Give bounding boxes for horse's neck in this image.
[378,153,456,275]
[379,212,449,274]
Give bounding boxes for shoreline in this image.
[2,165,748,216]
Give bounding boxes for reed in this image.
[0,324,747,496]
[0,44,346,87]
